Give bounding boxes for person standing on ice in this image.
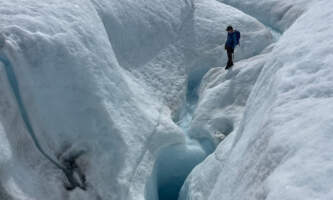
[224,26,240,70]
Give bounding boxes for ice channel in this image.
[150,24,282,200]
[147,75,214,200]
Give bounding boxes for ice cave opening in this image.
[155,143,206,200]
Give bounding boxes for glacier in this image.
[180,0,333,200]
[0,0,332,200]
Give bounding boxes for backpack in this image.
[234,30,241,46]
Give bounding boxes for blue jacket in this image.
[225,31,237,49]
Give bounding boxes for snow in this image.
[0,0,332,200]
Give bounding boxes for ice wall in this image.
[0,0,157,199]
[0,0,274,199]
[180,1,333,200]
[187,52,269,147]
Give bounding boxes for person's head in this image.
[226,25,233,33]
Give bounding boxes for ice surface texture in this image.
[1,0,331,200]
[180,1,333,200]
[0,0,272,199]
[218,0,316,32]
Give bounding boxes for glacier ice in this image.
[0,0,332,200]
[0,0,273,199]
[218,0,316,32]
[180,1,333,200]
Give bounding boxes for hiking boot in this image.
[225,63,233,70]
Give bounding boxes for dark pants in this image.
[226,47,234,68]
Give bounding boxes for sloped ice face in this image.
[180,1,333,200]
[2,0,330,200]
[0,0,273,199]
[218,0,316,32]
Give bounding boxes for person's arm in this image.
[232,33,237,48]
[224,36,228,50]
